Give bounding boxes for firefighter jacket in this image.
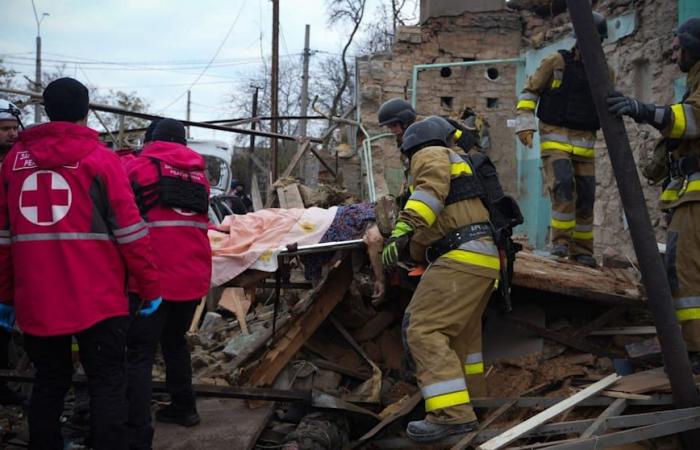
[659,60,700,210]
[0,122,161,336]
[516,50,604,161]
[399,145,500,280]
[125,141,212,301]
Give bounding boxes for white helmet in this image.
[0,99,21,123]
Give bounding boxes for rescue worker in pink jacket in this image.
[0,78,162,450]
[124,119,211,445]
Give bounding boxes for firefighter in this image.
[0,100,22,406]
[377,97,417,145]
[125,118,211,440]
[382,119,499,442]
[0,78,161,450]
[425,115,490,398]
[607,17,700,365]
[515,12,609,268]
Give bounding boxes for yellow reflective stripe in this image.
[71,342,80,352]
[660,188,679,202]
[573,230,594,240]
[677,308,700,322]
[551,218,576,230]
[424,390,470,412]
[464,362,485,375]
[409,184,414,194]
[660,180,700,202]
[517,99,536,110]
[541,141,595,158]
[670,104,687,139]
[451,161,473,176]
[551,79,562,89]
[443,249,501,270]
[453,129,463,140]
[405,199,437,226]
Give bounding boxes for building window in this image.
[487,97,499,108]
[441,96,454,109]
[440,67,452,78]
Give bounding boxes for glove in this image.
[517,130,534,148]
[382,222,413,270]
[606,93,657,125]
[0,304,15,331]
[138,297,162,317]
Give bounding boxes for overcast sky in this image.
[1,0,395,140]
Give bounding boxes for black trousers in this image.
[24,316,130,450]
[0,327,9,370]
[126,297,199,449]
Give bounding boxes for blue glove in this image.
[139,297,162,317]
[0,304,15,331]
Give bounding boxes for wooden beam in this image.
[572,306,627,340]
[590,326,657,336]
[580,398,627,438]
[477,373,621,450]
[276,183,305,209]
[281,140,311,179]
[240,255,353,387]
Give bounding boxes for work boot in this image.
[406,419,478,442]
[550,243,568,258]
[155,404,201,427]
[572,254,597,268]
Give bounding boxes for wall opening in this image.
[486,97,499,108]
[486,67,500,81]
[440,67,452,78]
[441,96,454,109]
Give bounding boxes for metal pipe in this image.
[567,2,700,448]
[277,239,365,256]
[0,87,322,143]
[409,57,524,108]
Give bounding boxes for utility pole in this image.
[300,24,318,185]
[566,2,700,448]
[248,86,260,193]
[270,0,280,184]
[31,0,48,124]
[186,90,191,139]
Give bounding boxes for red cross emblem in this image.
[19,170,72,226]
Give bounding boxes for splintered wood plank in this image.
[219,288,252,335]
[276,183,305,209]
[512,250,643,305]
[477,373,621,450]
[580,398,628,438]
[241,255,353,387]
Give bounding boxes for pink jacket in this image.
[0,122,161,336]
[125,141,211,300]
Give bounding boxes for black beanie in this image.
[152,118,186,145]
[143,119,161,143]
[43,77,90,122]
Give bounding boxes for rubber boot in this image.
[406,419,478,443]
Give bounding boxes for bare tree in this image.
[326,0,366,118]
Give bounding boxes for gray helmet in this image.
[678,18,700,54]
[378,98,416,127]
[424,115,456,142]
[400,120,447,158]
[573,12,607,41]
[593,12,608,40]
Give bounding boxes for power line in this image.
[158,0,249,113]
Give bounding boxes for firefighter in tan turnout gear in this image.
[516,12,609,268]
[381,119,500,442]
[608,17,700,366]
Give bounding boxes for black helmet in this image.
[593,12,608,40]
[678,18,700,55]
[378,98,416,127]
[424,116,456,142]
[400,120,447,158]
